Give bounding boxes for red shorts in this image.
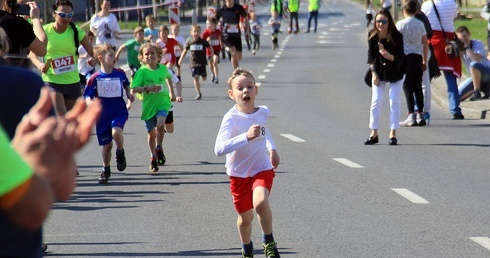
[229,169,275,213]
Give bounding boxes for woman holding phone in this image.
[365,9,405,146]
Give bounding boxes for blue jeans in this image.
[307,10,318,31]
[443,71,462,115]
[458,62,490,98]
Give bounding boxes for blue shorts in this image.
[144,110,168,132]
[96,103,128,146]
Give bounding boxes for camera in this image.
[7,0,30,16]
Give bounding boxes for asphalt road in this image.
[44,0,490,257]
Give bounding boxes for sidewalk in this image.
[432,75,490,119]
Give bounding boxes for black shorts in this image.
[191,66,207,78]
[165,110,173,124]
[223,35,242,52]
[46,81,82,100]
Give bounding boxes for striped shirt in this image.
[421,0,458,33]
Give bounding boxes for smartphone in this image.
[15,4,30,16]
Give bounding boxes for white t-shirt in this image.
[214,105,276,178]
[90,13,120,46]
[421,0,458,33]
[77,46,93,75]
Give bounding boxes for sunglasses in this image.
[55,11,73,18]
[376,20,388,25]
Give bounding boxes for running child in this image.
[202,17,222,84]
[268,11,281,50]
[156,25,182,72]
[249,11,262,55]
[83,43,134,184]
[130,43,182,172]
[115,26,145,78]
[78,31,96,90]
[178,25,214,100]
[144,14,158,42]
[214,68,281,258]
[170,23,187,82]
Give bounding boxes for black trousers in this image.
[403,54,424,113]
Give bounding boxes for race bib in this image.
[174,45,181,57]
[96,78,122,98]
[190,44,204,51]
[51,56,75,75]
[226,24,239,33]
[209,39,220,46]
[258,125,266,139]
[134,45,140,52]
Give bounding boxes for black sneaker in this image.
[263,242,280,258]
[116,149,126,171]
[98,170,111,184]
[469,90,482,101]
[452,113,465,120]
[150,157,159,172]
[155,146,166,165]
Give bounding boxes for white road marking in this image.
[271,59,277,62]
[257,75,266,79]
[277,51,282,55]
[267,64,275,67]
[391,188,430,204]
[274,55,281,58]
[280,134,306,142]
[264,69,271,73]
[470,237,490,251]
[256,82,261,87]
[333,158,363,168]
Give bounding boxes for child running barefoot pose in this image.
[131,43,182,172]
[214,68,281,258]
[83,43,134,184]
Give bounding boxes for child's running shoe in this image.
[155,146,166,165]
[98,170,111,184]
[116,148,126,171]
[263,242,280,258]
[150,157,159,172]
[242,251,254,258]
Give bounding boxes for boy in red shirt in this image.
[202,18,222,84]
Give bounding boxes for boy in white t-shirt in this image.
[78,31,96,89]
[214,68,281,258]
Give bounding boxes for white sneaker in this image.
[399,113,418,127]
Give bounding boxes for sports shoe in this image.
[214,78,219,84]
[452,113,465,120]
[211,74,216,83]
[116,149,126,171]
[98,170,111,184]
[242,251,254,258]
[263,242,280,258]
[150,157,159,172]
[469,90,482,101]
[195,92,202,100]
[399,113,417,127]
[252,50,256,55]
[155,146,166,165]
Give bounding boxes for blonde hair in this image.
[93,43,113,59]
[159,25,169,33]
[145,14,155,22]
[137,42,162,63]
[227,68,255,89]
[0,28,9,57]
[191,24,201,32]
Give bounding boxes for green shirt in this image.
[288,0,299,12]
[130,64,172,120]
[124,39,142,68]
[0,127,32,196]
[42,23,86,84]
[308,0,319,12]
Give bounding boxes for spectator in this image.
[90,0,120,48]
[306,0,320,33]
[455,26,490,101]
[0,0,46,67]
[421,0,464,119]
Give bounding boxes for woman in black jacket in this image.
[365,9,405,146]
